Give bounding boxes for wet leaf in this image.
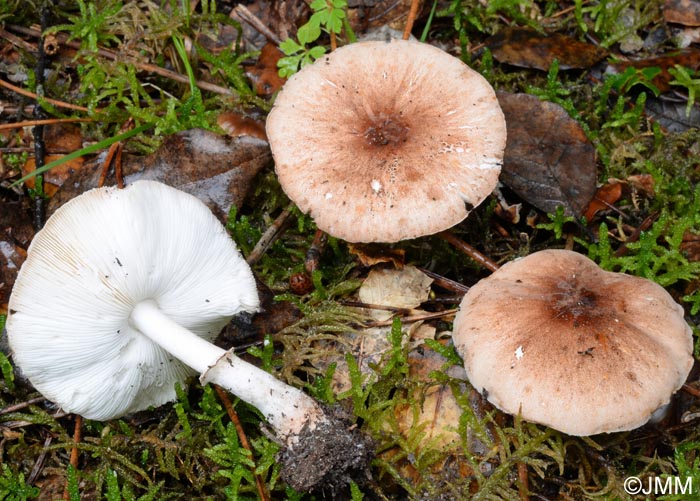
[217,111,268,141]
[486,27,608,71]
[21,124,86,197]
[347,243,406,268]
[583,182,623,222]
[0,201,32,314]
[245,43,287,97]
[498,92,598,217]
[664,0,700,26]
[49,129,272,222]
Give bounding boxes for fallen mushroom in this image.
[452,249,694,436]
[266,39,507,243]
[7,180,370,491]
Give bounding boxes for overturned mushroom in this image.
[7,180,369,491]
[266,39,507,243]
[452,249,694,436]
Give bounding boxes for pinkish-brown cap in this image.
[266,39,506,243]
[452,249,694,436]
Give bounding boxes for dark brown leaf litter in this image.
[49,128,272,221]
[485,27,608,71]
[245,43,287,97]
[497,92,597,217]
[0,197,33,314]
[664,0,700,26]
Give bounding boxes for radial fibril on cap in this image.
[452,249,694,436]
[266,39,507,243]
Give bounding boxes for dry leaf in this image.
[486,27,607,71]
[358,265,433,320]
[217,111,268,141]
[49,129,271,222]
[664,0,700,26]
[498,92,597,217]
[0,201,32,314]
[245,43,286,97]
[348,243,406,268]
[583,182,623,222]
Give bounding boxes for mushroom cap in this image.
[7,180,259,420]
[266,39,506,243]
[452,249,694,436]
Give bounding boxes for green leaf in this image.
[279,37,304,56]
[297,22,321,46]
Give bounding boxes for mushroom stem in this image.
[129,300,325,441]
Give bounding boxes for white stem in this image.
[129,300,324,441]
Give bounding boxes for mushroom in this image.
[452,249,694,436]
[7,180,369,491]
[266,39,507,243]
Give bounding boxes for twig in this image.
[0,396,46,415]
[417,267,470,294]
[682,383,700,398]
[230,5,281,45]
[438,230,500,272]
[0,78,90,113]
[0,117,93,131]
[339,300,412,314]
[6,25,235,97]
[62,415,82,501]
[518,462,530,501]
[613,212,659,257]
[365,308,458,327]
[402,0,421,40]
[305,229,328,274]
[246,205,296,266]
[27,433,52,485]
[213,385,270,501]
[98,119,133,189]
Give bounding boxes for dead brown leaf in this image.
[498,92,598,217]
[245,43,287,97]
[48,129,271,222]
[664,0,700,26]
[20,124,85,197]
[0,200,32,314]
[583,182,623,222]
[486,27,608,71]
[348,243,406,268]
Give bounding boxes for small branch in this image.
[214,385,270,501]
[0,396,46,415]
[0,117,93,131]
[63,415,82,501]
[305,229,328,274]
[438,230,500,272]
[365,308,458,327]
[402,0,421,40]
[6,25,235,97]
[0,78,90,113]
[246,205,296,266]
[230,5,281,45]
